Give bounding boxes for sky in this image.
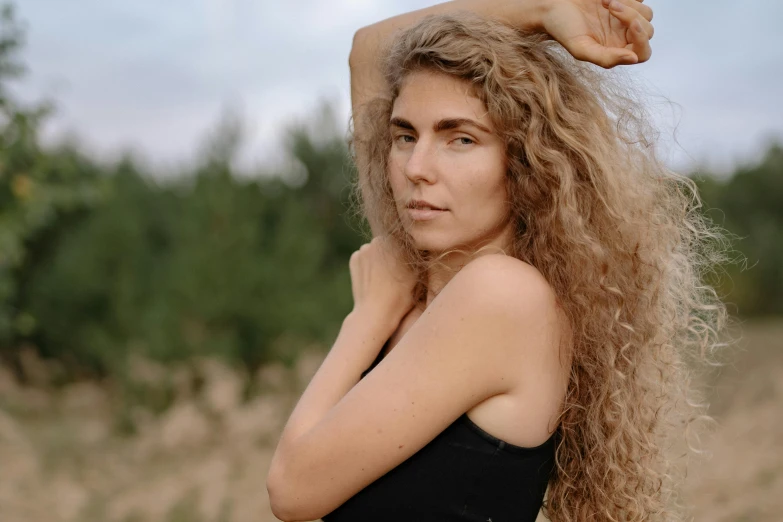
[13,0,783,176]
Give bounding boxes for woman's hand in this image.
[349,236,418,339]
[540,0,655,68]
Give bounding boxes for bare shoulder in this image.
[448,255,570,443]
[442,253,570,379]
[266,259,567,519]
[447,254,559,317]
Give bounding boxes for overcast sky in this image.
[13,0,783,176]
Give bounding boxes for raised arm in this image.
[267,253,565,521]
[348,0,549,235]
[350,0,653,111]
[348,0,548,120]
[349,0,654,228]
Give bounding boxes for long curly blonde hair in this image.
[351,12,732,522]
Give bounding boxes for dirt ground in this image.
[0,320,780,522]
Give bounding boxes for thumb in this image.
[565,37,638,69]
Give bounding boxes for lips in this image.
[407,199,445,211]
[405,199,448,221]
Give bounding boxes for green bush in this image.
[0,2,780,386]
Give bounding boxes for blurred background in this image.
[0,1,781,521]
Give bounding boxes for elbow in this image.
[268,493,319,522]
[267,461,324,522]
[348,27,368,70]
[267,463,297,521]
[269,500,299,522]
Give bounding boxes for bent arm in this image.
[348,0,655,234]
[266,312,393,520]
[350,0,653,118]
[349,0,546,115]
[348,0,547,235]
[266,256,565,521]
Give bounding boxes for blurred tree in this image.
[692,143,783,317]
[16,104,363,376]
[1,0,780,389]
[0,4,105,372]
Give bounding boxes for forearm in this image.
[348,0,549,237]
[349,0,547,70]
[270,312,391,465]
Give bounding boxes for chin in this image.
[408,229,464,255]
[408,223,510,257]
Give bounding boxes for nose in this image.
[403,138,437,184]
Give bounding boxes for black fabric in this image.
[321,346,556,522]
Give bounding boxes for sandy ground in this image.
[0,320,780,522]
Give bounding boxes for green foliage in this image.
[11,110,363,376]
[0,4,106,355]
[0,5,363,378]
[692,144,783,316]
[0,1,780,385]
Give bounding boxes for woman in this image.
[268,1,728,521]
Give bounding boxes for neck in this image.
[423,220,514,307]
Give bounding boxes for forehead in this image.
[391,70,490,124]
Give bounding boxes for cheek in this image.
[387,160,408,207]
[488,175,509,216]
[388,163,403,196]
[460,158,507,211]
[483,153,508,206]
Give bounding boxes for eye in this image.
[454,136,475,146]
[394,134,415,145]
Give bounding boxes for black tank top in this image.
[322,346,557,522]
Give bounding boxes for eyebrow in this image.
[389,117,493,135]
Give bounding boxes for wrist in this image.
[518,0,550,33]
[346,307,398,341]
[469,0,548,33]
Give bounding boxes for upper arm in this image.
[274,255,561,519]
[349,28,386,119]
[349,27,391,237]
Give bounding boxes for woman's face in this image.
[388,70,510,254]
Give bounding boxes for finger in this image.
[628,13,654,40]
[602,0,652,21]
[627,18,652,62]
[606,0,654,39]
[566,36,638,69]
[612,0,653,22]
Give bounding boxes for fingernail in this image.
[609,1,624,11]
[635,21,644,32]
